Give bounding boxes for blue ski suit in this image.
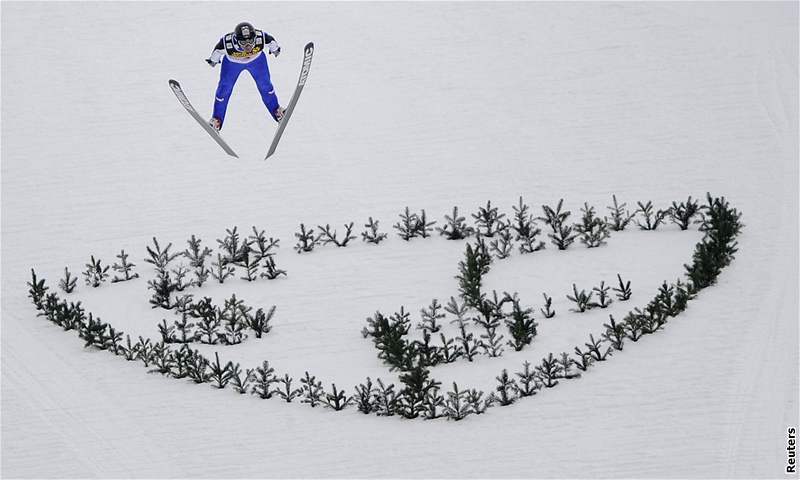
[207,29,282,127]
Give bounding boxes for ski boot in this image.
[273,106,285,123]
[208,117,222,132]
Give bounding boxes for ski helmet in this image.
[234,22,256,49]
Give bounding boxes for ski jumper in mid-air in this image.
[205,22,283,131]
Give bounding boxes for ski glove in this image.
[205,58,219,67]
[267,40,281,57]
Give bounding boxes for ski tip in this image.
[168,79,180,87]
[304,42,313,51]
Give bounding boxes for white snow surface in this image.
[2,2,798,478]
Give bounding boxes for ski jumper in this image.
[208,29,281,127]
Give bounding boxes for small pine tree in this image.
[494,369,519,406]
[217,226,249,265]
[516,361,540,396]
[120,334,140,361]
[489,226,514,259]
[300,371,325,407]
[557,352,580,379]
[668,196,700,230]
[210,253,235,283]
[413,209,437,238]
[361,217,388,244]
[144,237,181,274]
[535,353,563,388]
[438,333,463,363]
[193,297,220,344]
[436,206,474,240]
[260,256,287,280]
[573,346,594,371]
[251,361,278,399]
[135,336,154,366]
[466,389,493,414]
[187,350,210,384]
[321,384,353,411]
[479,327,505,358]
[457,243,491,309]
[354,377,377,414]
[539,199,579,250]
[183,234,212,287]
[576,202,610,248]
[423,387,446,420]
[393,207,420,241]
[274,375,303,403]
[170,264,191,291]
[567,283,597,312]
[602,314,625,350]
[613,273,632,301]
[208,352,233,389]
[294,223,319,253]
[540,292,556,318]
[27,269,49,310]
[444,382,472,421]
[158,319,177,343]
[78,313,109,349]
[605,195,636,231]
[372,378,398,416]
[246,306,275,338]
[584,334,612,361]
[418,298,445,333]
[59,267,78,293]
[512,197,546,254]
[318,222,357,247]
[229,365,252,394]
[147,270,175,309]
[237,249,260,282]
[635,200,668,230]
[472,201,506,237]
[83,255,110,287]
[455,320,480,362]
[111,249,139,282]
[622,311,645,342]
[505,294,538,351]
[593,281,613,308]
[397,364,440,419]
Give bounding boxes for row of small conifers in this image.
[26,193,741,421]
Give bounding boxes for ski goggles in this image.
[238,37,256,50]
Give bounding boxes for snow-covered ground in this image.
[2,2,797,478]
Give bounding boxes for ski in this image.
[168,79,239,158]
[265,42,314,160]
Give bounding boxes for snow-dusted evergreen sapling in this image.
[59,267,77,293]
[418,298,445,333]
[208,352,233,389]
[237,248,260,282]
[217,226,249,265]
[685,194,743,290]
[572,346,594,371]
[472,201,506,237]
[193,297,220,344]
[584,334,611,361]
[318,222,356,247]
[361,217,388,244]
[423,387,446,420]
[135,336,154,367]
[558,352,580,379]
[622,311,645,342]
[668,196,700,230]
[322,384,352,411]
[602,315,625,351]
[170,264,191,291]
[158,319,177,343]
[576,202,610,248]
[479,327,505,358]
[436,206,474,240]
[294,223,319,253]
[27,269,49,311]
[635,200,668,230]
[539,199,579,250]
[534,294,553,321]
[147,270,175,309]
[466,389,493,414]
[148,342,175,376]
[494,369,519,406]
[78,313,109,349]
[372,378,399,416]
[512,197,546,254]
[414,330,441,367]
[260,256,287,280]
[354,377,377,414]
[438,333,463,363]
[187,350,210,384]
[605,195,636,231]
[455,319,480,362]
[516,361,540,396]
[593,281,613,308]
[251,361,277,399]
[567,283,597,312]
[398,364,440,419]
[111,249,139,282]
[489,225,514,259]
[505,294,538,351]
[83,255,110,287]
[144,237,181,274]
[246,306,275,338]
[229,364,252,394]
[210,253,235,283]
[535,353,563,388]
[171,345,193,379]
[183,235,212,287]
[393,207,420,241]
[457,243,491,309]
[300,371,325,407]
[119,334,140,362]
[218,294,249,345]
[248,227,280,265]
[444,382,471,421]
[613,273,632,301]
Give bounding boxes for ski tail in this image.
[169,79,239,158]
